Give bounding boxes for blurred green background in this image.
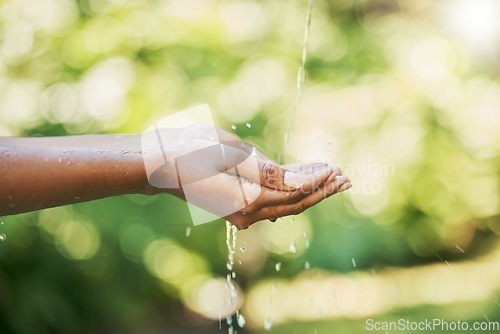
[1,0,500,333]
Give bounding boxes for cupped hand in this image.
[142,125,351,229]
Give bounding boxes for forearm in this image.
[0,135,152,216]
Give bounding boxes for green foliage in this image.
[1,0,499,333]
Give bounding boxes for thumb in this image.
[259,160,307,191]
[220,144,307,191]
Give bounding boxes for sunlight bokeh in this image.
[0,0,499,333]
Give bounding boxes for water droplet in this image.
[289,240,297,254]
[231,124,237,130]
[251,147,257,157]
[305,261,310,270]
[275,262,282,272]
[352,258,357,267]
[0,221,4,225]
[264,318,273,331]
[305,239,310,249]
[232,271,236,278]
[185,227,191,237]
[226,315,233,326]
[237,313,246,328]
[98,149,104,153]
[245,122,251,128]
[0,234,6,241]
[226,221,238,278]
[121,150,129,155]
[227,275,237,298]
[239,245,246,253]
[456,245,465,253]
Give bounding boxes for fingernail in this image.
[339,181,352,192]
[284,171,305,188]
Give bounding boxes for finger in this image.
[282,162,329,175]
[220,144,307,191]
[256,160,338,192]
[245,168,343,214]
[283,163,343,179]
[254,175,351,221]
[259,159,308,191]
[298,165,336,196]
[227,175,352,228]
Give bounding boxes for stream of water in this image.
[283,0,315,162]
[224,2,315,332]
[225,221,244,333]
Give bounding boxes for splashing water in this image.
[264,318,273,331]
[0,234,6,242]
[236,311,246,328]
[283,0,314,160]
[225,221,246,332]
[275,262,282,272]
[289,239,297,254]
[226,221,237,271]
